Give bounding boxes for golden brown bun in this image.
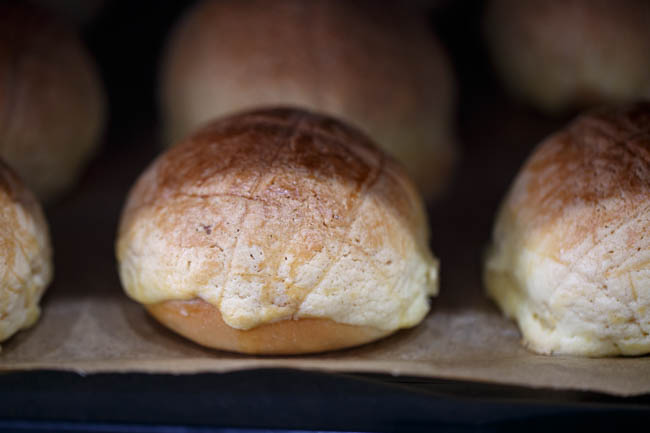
[117,108,438,354]
[485,0,650,114]
[160,0,456,199]
[147,299,391,354]
[484,103,650,356]
[0,159,53,345]
[0,4,105,201]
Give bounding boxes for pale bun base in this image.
[146,298,393,355]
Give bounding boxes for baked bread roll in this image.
[0,159,53,346]
[484,103,650,356]
[484,0,650,114]
[0,4,106,201]
[160,0,456,199]
[117,108,439,354]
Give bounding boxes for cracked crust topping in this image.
[0,159,52,343]
[117,108,438,331]
[485,103,650,356]
[510,103,650,249]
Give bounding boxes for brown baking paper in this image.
[1,114,649,397]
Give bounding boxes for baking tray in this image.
[0,369,649,432]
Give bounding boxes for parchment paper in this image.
[1,106,648,397]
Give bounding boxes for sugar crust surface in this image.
[118,109,438,331]
[0,163,52,343]
[485,105,650,356]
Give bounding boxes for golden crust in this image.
[0,3,105,201]
[117,108,438,353]
[147,298,391,355]
[505,103,650,252]
[160,0,456,198]
[485,103,650,356]
[0,159,53,343]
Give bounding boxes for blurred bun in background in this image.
[31,0,106,27]
[0,4,106,202]
[160,0,457,199]
[484,0,650,114]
